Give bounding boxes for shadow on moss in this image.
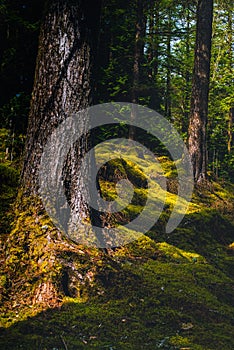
[0,239,233,350]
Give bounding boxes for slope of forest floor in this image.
[0,138,234,350]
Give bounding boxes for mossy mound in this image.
[0,151,234,349]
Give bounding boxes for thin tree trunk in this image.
[227,7,233,154]
[228,107,234,153]
[165,7,172,120]
[183,5,191,133]
[129,0,146,139]
[188,0,213,182]
[147,0,161,111]
[147,0,159,79]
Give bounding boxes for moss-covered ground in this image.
[0,141,233,349]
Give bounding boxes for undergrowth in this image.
[0,150,233,349]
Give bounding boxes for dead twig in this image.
[60,334,68,350]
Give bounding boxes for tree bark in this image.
[22,0,101,233]
[22,0,99,188]
[5,0,101,307]
[188,0,213,182]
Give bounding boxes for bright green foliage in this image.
[207,0,234,180]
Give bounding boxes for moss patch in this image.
[0,150,234,349]
[0,253,233,349]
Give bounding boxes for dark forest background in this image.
[0,0,234,180]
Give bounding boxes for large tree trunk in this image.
[22,0,102,238]
[5,0,101,308]
[188,0,213,182]
[23,0,97,193]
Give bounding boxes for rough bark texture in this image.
[6,0,101,306]
[22,0,101,230]
[188,0,213,182]
[23,0,95,188]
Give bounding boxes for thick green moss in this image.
[0,150,234,349]
[0,253,233,349]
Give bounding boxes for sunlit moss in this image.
[155,242,205,263]
[0,147,234,349]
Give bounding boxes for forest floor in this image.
[0,137,234,350]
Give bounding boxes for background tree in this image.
[188,0,214,182]
[129,0,146,139]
